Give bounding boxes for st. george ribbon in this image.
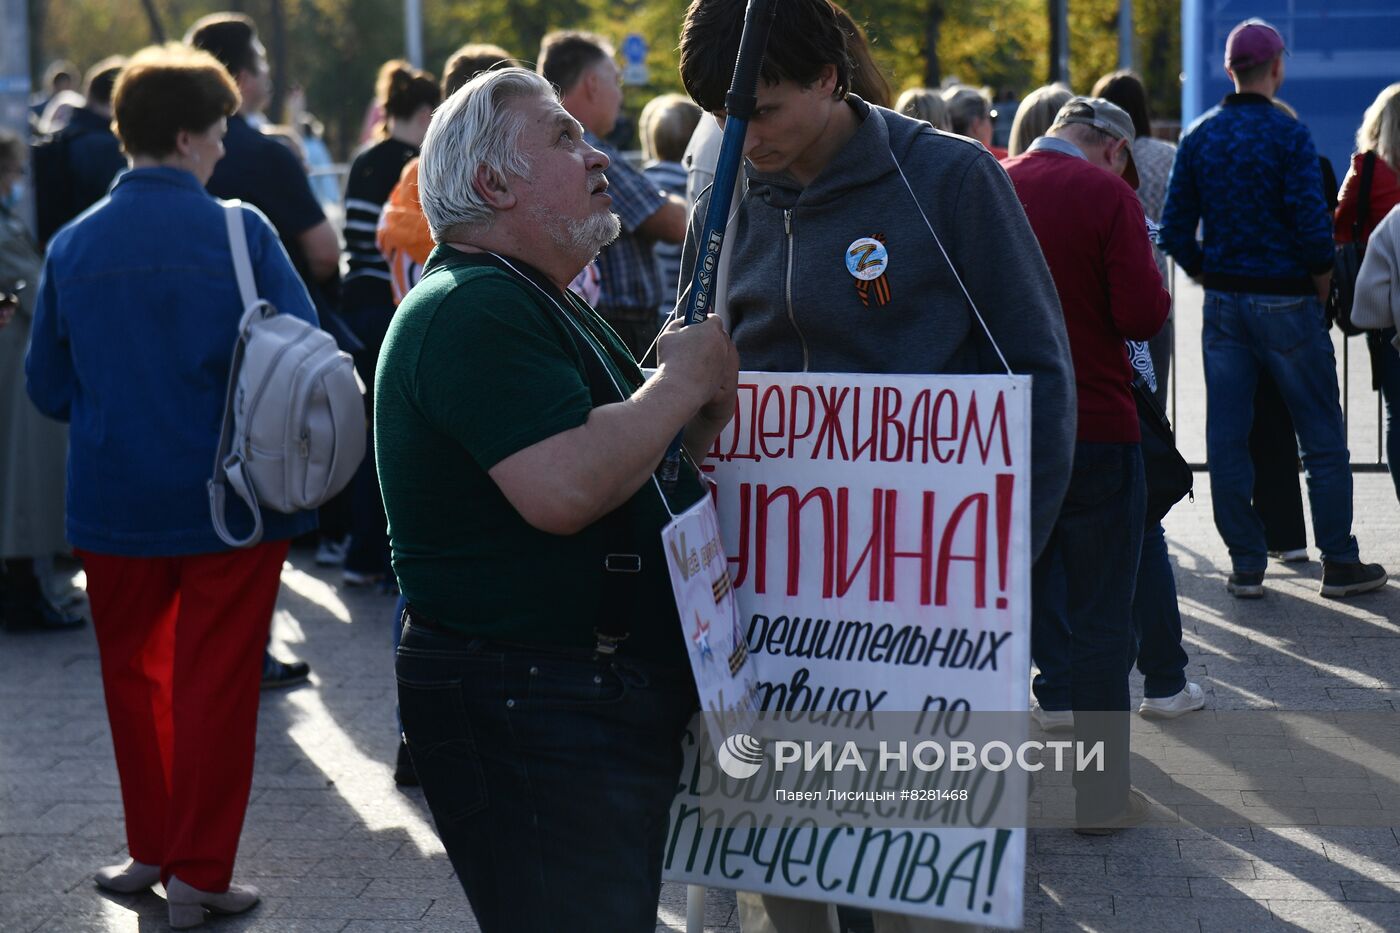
[658,0,779,489]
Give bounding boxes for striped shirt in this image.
[643,160,688,314]
[342,137,418,309]
[585,131,666,314]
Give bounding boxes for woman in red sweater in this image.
[1336,83,1400,502]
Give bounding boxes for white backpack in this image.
[208,202,366,548]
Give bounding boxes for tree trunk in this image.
[1143,2,1176,121]
[267,0,288,122]
[28,0,45,86]
[923,0,944,87]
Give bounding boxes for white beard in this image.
[529,204,621,264]
[562,209,622,256]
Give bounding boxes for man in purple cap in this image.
[1159,18,1388,600]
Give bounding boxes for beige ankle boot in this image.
[165,875,260,929]
[94,858,160,893]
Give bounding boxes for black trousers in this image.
[1249,369,1308,552]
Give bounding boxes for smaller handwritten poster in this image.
[663,492,760,755]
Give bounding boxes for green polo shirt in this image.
[375,246,705,664]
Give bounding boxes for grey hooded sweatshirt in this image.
[680,97,1076,559]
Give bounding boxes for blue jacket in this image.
[1158,93,1335,293]
[26,166,319,555]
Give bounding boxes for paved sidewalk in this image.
[3,472,1397,932]
[3,272,1399,931]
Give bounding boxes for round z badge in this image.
[845,237,888,281]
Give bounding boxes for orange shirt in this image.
[376,157,436,304]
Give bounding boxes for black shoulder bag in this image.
[1133,374,1193,527]
[507,261,654,656]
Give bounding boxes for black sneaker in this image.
[1320,561,1388,598]
[394,738,419,787]
[1226,571,1264,598]
[0,592,86,633]
[261,654,311,690]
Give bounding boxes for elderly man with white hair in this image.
[375,67,737,932]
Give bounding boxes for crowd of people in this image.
[3,2,1399,931]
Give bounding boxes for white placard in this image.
[662,372,1032,929]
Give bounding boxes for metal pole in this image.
[660,0,779,486]
[1048,0,1070,84]
[403,0,424,69]
[1342,337,1350,442]
[1168,258,1177,431]
[686,885,705,933]
[1379,352,1386,466]
[1118,0,1135,70]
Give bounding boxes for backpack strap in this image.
[225,201,260,313]
[207,203,268,548]
[1354,152,1377,246]
[550,291,648,655]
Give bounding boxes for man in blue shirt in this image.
[33,57,128,248]
[187,12,344,686]
[539,31,689,360]
[187,13,340,306]
[1159,18,1386,600]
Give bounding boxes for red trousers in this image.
[78,541,288,891]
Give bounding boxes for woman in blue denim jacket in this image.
[25,44,317,929]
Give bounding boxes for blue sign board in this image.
[1182,0,1400,176]
[622,34,648,65]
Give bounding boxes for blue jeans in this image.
[396,623,697,932]
[1249,371,1307,552]
[393,595,408,734]
[1202,290,1359,572]
[1130,522,1188,699]
[1031,442,1146,822]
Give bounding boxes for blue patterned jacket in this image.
[1158,93,1335,294]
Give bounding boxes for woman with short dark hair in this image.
[1091,70,1178,397]
[26,44,319,928]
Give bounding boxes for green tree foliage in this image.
[847,0,1178,119]
[424,0,593,75]
[31,0,1182,161]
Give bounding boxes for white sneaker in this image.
[1139,682,1206,719]
[342,569,384,587]
[315,535,350,567]
[1031,702,1074,733]
[1269,548,1309,563]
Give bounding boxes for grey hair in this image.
[1008,83,1073,156]
[941,85,991,137]
[419,67,555,242]
[896,88,950,131]
[639,93,701,163]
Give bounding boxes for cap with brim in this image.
[1050,96,1140,190]
[1225,19,1285,72]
